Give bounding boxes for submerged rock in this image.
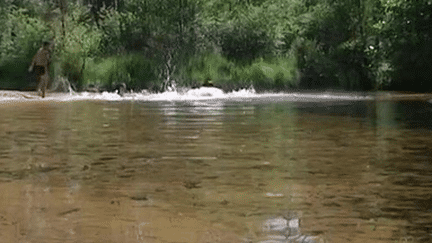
[260,213,324,243]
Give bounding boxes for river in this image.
[0,88,431,243]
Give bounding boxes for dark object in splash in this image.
[114,82,127,96]
[202,78,214,87]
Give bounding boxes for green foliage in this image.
[0,6,52,89]
[218,22,273,64]
[377,0,432,91]
[53,2,103,88]
[96,4,151,54]
[97,8,125,54]
[84,54,158,90]
[0,8,51,63]
[212,3,276,63]
[184,53,297,91]
[1,0,431,92]
[249,58,298,91]
[287,0,376,90]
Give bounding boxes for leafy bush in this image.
[84,54,158,90]
[97,8,151,54]
[184,53,297,91]
[0,7,52,89]
[219,23,273,64]
[248,58,298,91]
[52,2,103,89]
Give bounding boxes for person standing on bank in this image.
[28,41,51,98]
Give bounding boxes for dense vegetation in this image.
[1,0,431,92]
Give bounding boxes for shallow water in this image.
[0,89,431,243]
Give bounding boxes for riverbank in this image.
[2,89,432,103]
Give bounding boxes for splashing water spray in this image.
[50,76,75,95]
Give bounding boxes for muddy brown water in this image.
[0,91,431,243]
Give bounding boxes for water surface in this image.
[0,89,431,243]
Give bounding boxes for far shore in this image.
[1,89,432,103]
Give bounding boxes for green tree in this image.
[0,5,52,89]
[285,0,379,90]
[379,0,432,91]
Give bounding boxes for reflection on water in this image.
[0,91,431,243]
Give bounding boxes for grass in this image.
[183,53,299,92]
[0,51,300,93]
[81,52,300,93]
[83,54,159,90]
[0,57,39,90]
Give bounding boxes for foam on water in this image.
[0,87,372,103]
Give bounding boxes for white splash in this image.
[186,87,225,98]
[0,87,372,103]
